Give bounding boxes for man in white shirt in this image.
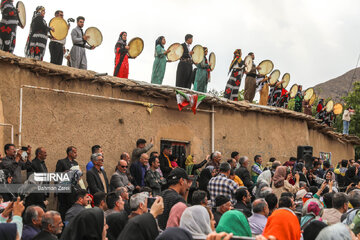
[49,10,69,65]
[342,106,355,135]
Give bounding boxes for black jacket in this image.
[235,166,254,190]
[86,167,109,195]
[33,230,58,240]
[234,201,252,218]
[55,157,78,173]
[159,153,172,178]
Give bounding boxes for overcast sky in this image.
[11,0,360,94]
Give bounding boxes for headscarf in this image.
[273,166,287,188]
[155,36,164,48]
[315,223,352,240]
[0,223,17,240]
[185,155,194,166]
[118,212,159,240]
[156,227,194,240]
[179,205,212,239]
[216,210,252,237]
[1,0,12,9]
[300,198,324,228]
[257,170,272,185]
[228,49,242,74]
[114,32,127,53]
[32,6,45,19]
[106,211,128,240]
[166,202,187,228]
[263,208,301,240]
[198,168,212,192]
[303,220,327,240]
[60,207,104,240]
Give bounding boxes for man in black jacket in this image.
[176,34,194,88]
[159,145,173,178]
[235,156,254,190]
[86,153,109,195]
[234,188,252,218]
[33,211,63,240]
[55,146,79,219]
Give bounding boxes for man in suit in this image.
[130,153,149,189]
[86,153,109,195]
[159,145,173,178]
[25,147,49,209]
[55,146,79,219]
[176,34,194,88]
[33,211,63,240]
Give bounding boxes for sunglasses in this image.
[120,165,128,168]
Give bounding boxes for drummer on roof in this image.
[244,52,261,102]
[70,16,95,69]
[224,49,245,101]
[151,36,170,84]
[113,32,130,78]
[176,34,194,89]
[193,47,211,93]
[294,85,303,112]
[49,10,69,65]
[25,6,53,61]
[0,0,19,53]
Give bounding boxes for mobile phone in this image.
[147,197,156,209]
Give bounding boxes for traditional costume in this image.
[267,83,282,106]
[294,87,303,112]
[244,61,257,102]
[0,0,19,53]
[176,41,193,88]
[224,49,245,101]
[70,25,91,69]
[151,36,167,84]
[277,88,290,108]
[256,76,269,105]
[303,100,312,116]
[24,6,51,61]
[316,99,325,121]
[193,48,210,93]
[114,32,129,78]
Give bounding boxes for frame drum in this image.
[209,52,216,71]
[167,43,183,62]
[333,103,343,115]
[244,55,253,73]
[85,27,103,47]
[281,73,290,88]
[49,17,68,40]
[289,84,298,98]
[309,93,316,106]
[269,70,280,85]
[128,37,144,58]
[257,60,274,75]
[192,45,204,64]
[304,88,314,101]
[16,1,26,29]
[326,100,334,113]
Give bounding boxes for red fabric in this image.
[114,48,129,78]
[263,209,301,240]
[317,104,323,113]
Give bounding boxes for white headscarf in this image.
[179,205,212,240]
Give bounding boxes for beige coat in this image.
[272,180,299,200]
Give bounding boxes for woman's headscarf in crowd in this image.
[106,211,128,240]
[216,210,252,237]
[263,208,301,240]
[315,223,352,240]
[303,220,327,240]
[345,166,358,185]
[179,205,212,239]
[118,212,159,240]
[166,202,187,228]
[198,168,212,192]
[228,49,242,74]
[0,223,17,240]
[253,170,272,197]
[300,198,324,228]
[273,166,287,188]
[114,32,127,53]
[60,207,104,240]
[156,227,194,240]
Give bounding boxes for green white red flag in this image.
[175,90,206,114]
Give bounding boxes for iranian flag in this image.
[176,90,206,114]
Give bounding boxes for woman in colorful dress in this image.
[151,36,170,84]
[193,47,210,93]
[114,32,129,78]
[0,0,19,53]
[294,85,303,112]
[25,6,52,60]
[224,49,245,101]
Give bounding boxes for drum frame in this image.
[128,37,144,58]
[269,70,280,86]
[16,1,26,29]
[326,100,334,113]
[257,60,274,76]
[209,52,216,71]
[289,84,298,98]
[333,103,343,115]
[166,43,183,62]
[304,88,314,101]
[309,93,316,106]
[191,44,204,64]
[49,17,69,41]
[244,55,253,73]
[85,27,103,47]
